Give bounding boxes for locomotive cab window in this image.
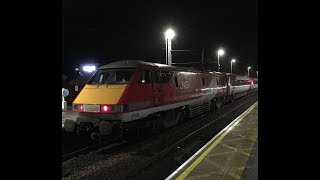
[139,71,151,84]
[88,68,134,85]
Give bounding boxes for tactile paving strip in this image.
[178,103,258,180]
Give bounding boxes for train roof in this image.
[98,60,172,69]
[99,60,201,72]
[98,60,249,76]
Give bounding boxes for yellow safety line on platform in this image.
[176,102,258,180]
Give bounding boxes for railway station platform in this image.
[166,102,258,180]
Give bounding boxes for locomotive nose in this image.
[73,84,127,105]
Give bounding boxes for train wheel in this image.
[216,98,223,109]
[179,107,187,123]
[210,100,216,111]
[231,95,234,102]
[90,130,100,141]
[162,109,180,128]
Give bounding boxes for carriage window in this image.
[88,68,134,84]
[232,80,236,86]
[175,77,179,87]
[202,77,205,86]
[220,77,226,85]
[139,71,151,84]
[234,80,239,86]
[151,71,160,83]
[160,71,173,83]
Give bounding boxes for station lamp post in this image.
[217,49,224,72]
[165,29,175,65]
[231,59,236,74]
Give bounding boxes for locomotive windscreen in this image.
[88,68,134,85]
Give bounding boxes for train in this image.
[63,60,258,139]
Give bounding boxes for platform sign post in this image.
[62,88,69,111]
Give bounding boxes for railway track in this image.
[62,93,257,179]
[62,137,121,162]
[62,93,254,162]
[115,94,258,179]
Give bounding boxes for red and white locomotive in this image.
[64,60,258,137]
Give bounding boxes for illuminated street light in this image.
[248,66,251,76]
[82,65,96,73]
[165,29,175,39]
[165,29,175,65]
[217,49,225,72]
[231,59,236,74]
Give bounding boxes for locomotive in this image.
[63,60,258,138]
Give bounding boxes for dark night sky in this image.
[62,0,258,77]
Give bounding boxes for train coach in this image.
[63,60,257,138]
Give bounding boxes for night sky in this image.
[62,0,258,78]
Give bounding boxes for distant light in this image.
[231,59,236,63]
[165,29,175,39]
[248,66,251,70]
[82,65,96,73]
[218,49,224,56]
[75,68,79,71]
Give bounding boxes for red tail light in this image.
[101,105,112,112]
